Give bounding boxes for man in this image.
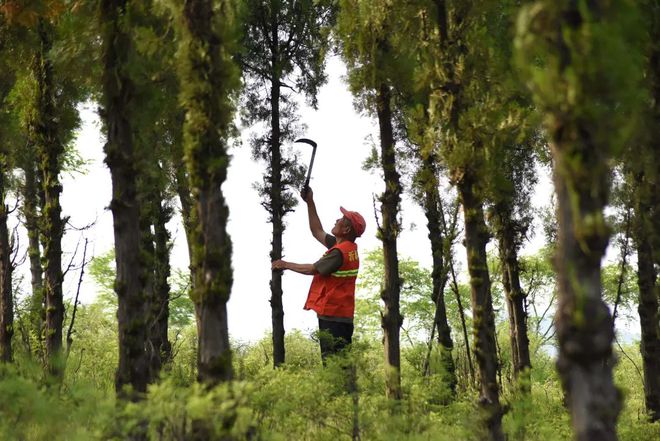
[271,187,366,361]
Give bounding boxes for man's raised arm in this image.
[303,187,327,245]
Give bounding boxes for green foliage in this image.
[515,0,646,158]
[356,249,434,341]
[2,324,658,440]
[238,0,335,218]
[89,249,195,327]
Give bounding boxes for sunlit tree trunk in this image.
[493,206,531,382]
[376,82,403,400]
[178,0,236,385]
[421,154,456,392]
[458,172,504,441]
[100,0,149,397]
[19,151,44,351]
[33,19,65,378]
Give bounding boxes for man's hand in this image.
[271,259,288,271]
[301,186,314,204]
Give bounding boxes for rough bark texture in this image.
[139,193,156,381]
[634,176,660,422]
[100,0,149,397]
[376,83,403,400]
[180,0,234,385]
[148,194,172,377]
[494,208,531,380]
[553,153,620,440]
[421,155,456,391]
[21,155,44,340]
[269,62,285,368]
[0,164,12,363]
[635,3,660,422]
[34,20,65,377]
[458,174,504,441]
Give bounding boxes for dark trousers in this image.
[318,318,354,362]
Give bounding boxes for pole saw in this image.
[295,138,317,199]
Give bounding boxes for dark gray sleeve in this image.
[324,234,337,249]
[313,249,343,276]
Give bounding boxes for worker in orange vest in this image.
[271,187,365,361]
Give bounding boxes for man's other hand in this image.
[272,260,288,271]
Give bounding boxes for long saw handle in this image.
[295,138,317,199]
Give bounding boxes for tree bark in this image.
[552,139,620,441]
[180,0,235,385]
[376,82,403,400]
[269,51,286,367]
[100,0,149,397]
[20,153,44,343]
[150,193,173,376]
[494,207,531,382]
[634,180,660,422]
[421,155,456,391]
[139,195,156,381]
[458,173,504,441]
[0,163,13,363]
[634,3,660,422]
[33,19,65,377]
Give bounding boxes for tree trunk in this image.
[100,0,149,398]
[634,182,660,422]
[269,10,286,368]
[494,208,531,382]
[376,82,402,400]
[20,152,44,351]
[458,173,504,441]
[180,0,234,385]
[0,163,13,363]
[552,140,620,441]
[635,4,660,422]
[34,20,65,378]
[421,155,456,392]
[151,194,173,375]
[139,195,156,381]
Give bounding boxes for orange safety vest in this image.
[304,241,359,318]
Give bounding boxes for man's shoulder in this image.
[324,234,337,249]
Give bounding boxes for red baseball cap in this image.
[340,207,366,237]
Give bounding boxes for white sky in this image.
[44,56,637,344]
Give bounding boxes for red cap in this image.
[340,207,366,237]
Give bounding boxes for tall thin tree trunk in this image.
[458,173,504,441]
[20,153,44,350]
[151,194,172,375]
[449,256,475,385]
[0,162,13,363]
[634,184,660,422]
[494,210,531,382]
[100,0,149,397]
[421,155,455,391]
[270,73,286,368]
[139,196,156,381]
[34,20,65,377]
[179,0,235,385]
[635,4,660,422]
[552,141,620,441]
[376,82,402,400]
